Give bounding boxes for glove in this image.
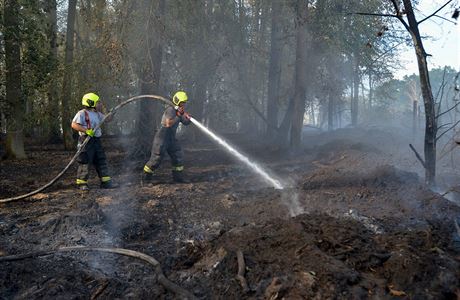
[176,106,185,116]
[183,112,191,121]
[85,129,95,137]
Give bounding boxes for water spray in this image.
[0,94,283,203]
[190,118,284,190]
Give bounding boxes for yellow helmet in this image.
[172,91,188,106]
[82,92,100,108]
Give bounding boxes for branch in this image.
[438,186,459,197]
[432,14,457,25]
[438,67,448,100]
[436,94,458,119]
[418,0,454,24]
[352,12,399,18]
[435,67,448,116]
[245,98,269,125]
[228,84,269,129]
[409,144,426,169]
[368,41,405,65]
[437,137,458,161]
[438,122,453,130]
[236,250,249,293]
[350,3,409,30]
[390,0,402,15]
[229,60,269,126]
[389,0,411,31]
[436,119,460,142]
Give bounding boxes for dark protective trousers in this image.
[76,137,109,183]
[145,127,183,171]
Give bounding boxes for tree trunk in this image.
[290,0,309,150]
[189,0,210,141]
[351,51,359,126]
[4,0,26,159]
[188,78,207,142]
[61,0,77,150]
[93,0,112,115]
[413,100,418,137]
[326,55,336,131]
[328,93,334,131]
[135,0,165,157]
[276,97,295,145]
[192,81,206,123]
[46,0,60,142]
[266,0,282,137]
[402,0,437,186]
[309,102,316,127]
[368,71,372,112]
[244,0,261,133]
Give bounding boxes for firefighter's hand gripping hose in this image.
[0,95,174,204]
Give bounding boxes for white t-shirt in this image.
[72,109,104,137]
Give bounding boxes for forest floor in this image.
[1,126,460,299]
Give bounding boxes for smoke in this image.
[86,232,120,275]
[282,191,304,217]
[344,209,383,234]
[431,185,460,206]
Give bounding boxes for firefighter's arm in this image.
[164,118,176,127]
[175,106,191,125]
[71,122,95,136]
[71,122,86,133]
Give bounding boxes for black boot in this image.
[101,180,118,189]
[172,170,186,183]
[141,172,154,186]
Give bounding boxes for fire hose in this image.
[0,95,174,204]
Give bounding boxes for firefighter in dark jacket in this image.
[143,91,191,183]
[71,92,117,190]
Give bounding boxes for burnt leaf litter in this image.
[1,128,460,299]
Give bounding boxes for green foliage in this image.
[373,67,459,119]
[1,0,458,140]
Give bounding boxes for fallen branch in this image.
[0,246,197,300]
[295,243,310,258]
[409,144,426,169]
[236,250,249,293]
[332,245,354,257]
[388,285,407,297]
[90,281,108,300]
[438,187,460,197]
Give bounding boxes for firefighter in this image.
[143,91,192,183]
[71,92,117,190]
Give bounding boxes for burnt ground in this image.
[1,127,460,299]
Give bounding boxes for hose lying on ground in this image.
[0,95,173,204]
[0,246,197,300]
